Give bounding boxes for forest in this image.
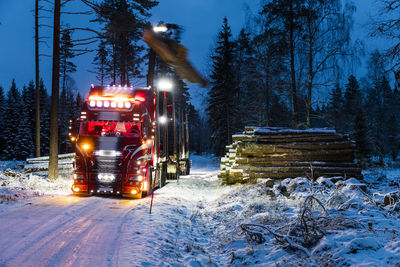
[0,0,399,167]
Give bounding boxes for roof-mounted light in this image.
[135,96,146,103]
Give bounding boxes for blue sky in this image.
[0,0,386,108]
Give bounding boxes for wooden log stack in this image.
[24,153,75,177]
[219,127,362,184]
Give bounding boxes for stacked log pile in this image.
[219,127,362,184]
[24,153,75,177]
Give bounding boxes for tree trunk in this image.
[306,22,313,129]
[48,0,61,181]
[35,0,41,157]
[289,0,299,129]
[112,40,116,85]
[185,113,189,158]
[265,63,270,126]
[172,92,177,159]
[180,108,185,159]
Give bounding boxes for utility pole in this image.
[48,0,61,180]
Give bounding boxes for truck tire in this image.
[161,163,166,187]
[142,166,153,197]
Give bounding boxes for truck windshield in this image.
[80,121,141,137]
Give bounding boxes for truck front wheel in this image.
[141,166,153,197]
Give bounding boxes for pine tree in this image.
[260,0,304,128]
[0,86,6,159]
[328,83,344,132]
[92,40,109,86]
[96,0,158,85]
[234,29,258,130]
[353,110,370,165]
[206,17,236,155]
[40,80,51,156]
[386,113,399,161]
[3,80,22,159]
[60,28,77,93]
[14,84,35,159]
[343,75,362,133]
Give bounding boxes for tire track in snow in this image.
[0,195,140,267]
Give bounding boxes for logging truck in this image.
[69,84,189,198]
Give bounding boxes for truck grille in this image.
[94,156,120,172]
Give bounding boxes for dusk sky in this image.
[0,0,385,108]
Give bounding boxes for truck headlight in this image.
[98,173,116,183]
[128,175,143,182]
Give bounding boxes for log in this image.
[26,153,75,163]
[234,158,359,168]
[220,127,362,184]
[232,134,349,143]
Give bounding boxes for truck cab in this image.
[70,85,156,198]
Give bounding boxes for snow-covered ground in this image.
[0,155,400,266]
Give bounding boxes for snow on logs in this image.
[219,127,362,184]
[24,153,75,176]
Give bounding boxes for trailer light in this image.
[118,102,124,108]
[96,101,103,108]
[159,116,167,124]
[91,190,94,193]
[89,100,96,107]
[117,191,120,194]
[82,144,90,151]
[124,102,131,109]
[103,101,110,108]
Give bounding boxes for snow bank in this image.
[1,155,399,266]
[0,168,71,204]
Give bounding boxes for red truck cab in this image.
[71,85,156,198]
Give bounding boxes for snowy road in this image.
[0,195,138,266]
[0,155,227,266]
[1,156,400,266]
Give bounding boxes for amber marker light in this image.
[131,189,139,194]
[82,144,90,151]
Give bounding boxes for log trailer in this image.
[69,84,188,198]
